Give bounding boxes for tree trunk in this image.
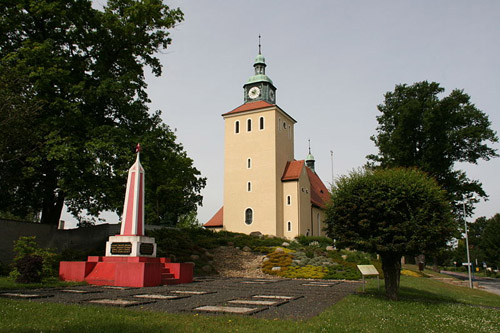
[381,254,402,301]
[40,191,65,225]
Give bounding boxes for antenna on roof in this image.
[258,34,262,54]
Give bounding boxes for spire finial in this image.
[258,34,261,54]
[308,138,311,154]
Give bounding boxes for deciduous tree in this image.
[0,1,205,225]
[368,81,498,216]
[325,168,454,300]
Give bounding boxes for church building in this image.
[204,45,330,238]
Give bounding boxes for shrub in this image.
[261,252,293,275]
[14,255,43,283]
[295,235,333,248]
[281,265,328,279]
[9,236,59,281]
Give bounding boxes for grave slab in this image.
[133,294,189,300]
[86,298,154,307]
[227,299,285,306]
[61,289,101,294]
[0,293,53,299]
[171,290,215,295]
[253,295,295,300]
[193,305,264,315]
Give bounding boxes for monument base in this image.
[59,256,194,287]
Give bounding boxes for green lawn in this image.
[0,276,498,332]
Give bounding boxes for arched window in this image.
[245,208,253,225]
[247,181,252,192]
[247,118,252,132]
[247,158,251,169]
[287,195,291,205]
[287,221,292,232]
[259,116,264,130]
[235,121,240,134]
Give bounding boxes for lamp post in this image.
[462,201,473,288]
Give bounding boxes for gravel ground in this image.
[1,278,360,320]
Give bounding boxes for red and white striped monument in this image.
[59,144,193,287]
[105,144,157,257]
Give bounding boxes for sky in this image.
[65,0,500,228]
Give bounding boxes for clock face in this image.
[248,86,260,99]
[269,89,275,102]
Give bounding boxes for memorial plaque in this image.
[110,242,132,255]
[140,243,154,255]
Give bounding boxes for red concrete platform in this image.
[59,256,194,288]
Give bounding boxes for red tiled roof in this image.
[222,101,275,116]
[306,167,330,208]
[204,207,223,227]
[281,160,330,208]
[281,160,305,181]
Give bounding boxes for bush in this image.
[9,236,59,281]
[14,255,43,283]
[294,235,333,248]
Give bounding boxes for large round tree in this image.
[325,168,455,300]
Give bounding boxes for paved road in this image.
[0,277,360,320]
[441,270,500,296]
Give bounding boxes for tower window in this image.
[245,208,253,225]
[287,221,292,232]
[247,158,251,169]
[247,119,252,132]
[259,117,264,130]
[235,121,240,134]
[247,181,252,192]
[287,195,291,205]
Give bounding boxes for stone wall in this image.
[0,219,121,264]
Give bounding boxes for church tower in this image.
[205,40,330,239]
[221,43,296,236]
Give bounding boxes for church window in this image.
[259,117,264,130]
[247,181,252,192]
[287,195,291,205]
[235,121,240,134]
[283,121,286,129]
[247,158,251,169]
[287,221,292,232]
[247,118,252,132]
[245,208,253,225]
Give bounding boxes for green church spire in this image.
[243,36,277,104]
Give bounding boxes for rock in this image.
[274,247,284,253]
[201,265,212,273]
[242,246,252,252]
[262,257,269,262]
[281,242,290,247]
[272,267,281,271]
[326,246,335,251]
[341,255,348,260]
[250,231,263,237]
[190,254,200,260]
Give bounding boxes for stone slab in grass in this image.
[240,280,275,284]
[132,294,190,300]
[252,295,299,300]
[193,305,265,315]
[171,290,215,295]
[61,289,102,294]
[0,293,54,299]
[86,298,155,307]
[227,299,287,306]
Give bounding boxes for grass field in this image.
[1,275,498,332]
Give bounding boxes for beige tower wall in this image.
[312,207,327,237]
[223,106,295,236]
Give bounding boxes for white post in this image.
[462,201,473,288]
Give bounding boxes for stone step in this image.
[161,272,175,279]
[162,277,181,285]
